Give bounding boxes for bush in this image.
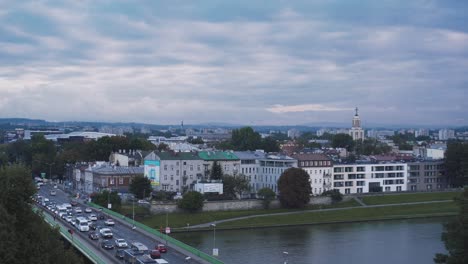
[177,191,204,213]
[257,188,276,209]
[321,189,343,203]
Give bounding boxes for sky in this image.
[0,0,467,127]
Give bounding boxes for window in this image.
[334,167,343,173]
[345,181,353,187]
[385,186,391,191]
[183,162,186,165]
[357,188,363,193]
[164,175,167,180]
[396,186,402,192]
[197,165,201,171]
[356,181,365,186]
[176,170,179,176]
[345,188,350,194]
[334,174,344,180]
[119,178,123,184]
[348,174,356,179]
[190,165,193,171]
[164,165,167,170]
[357,166,365,172]
[110,178,114,185]
[176,180,179,186]
[333,182,344,187]
[345,167,353,172]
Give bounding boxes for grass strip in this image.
[361,191,461,205]
[217,201,458,228]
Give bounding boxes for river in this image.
[172,218,450,264]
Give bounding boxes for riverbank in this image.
[137,191,461,232]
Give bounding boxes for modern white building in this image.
[292,153,333,195]
[438,129,455,141]
[349,107,365,141]
[234,151,297,196]
[332,163,408,194]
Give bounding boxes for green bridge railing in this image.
[87,202,224,264]
[33,206,107,264]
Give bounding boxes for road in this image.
[37,183,200,264]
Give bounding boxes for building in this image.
[287,129,301,139]
[407,160,446,191]
[109,150,147,167]
[438,129,455,141]
[234,151,266,195]
[332,162,408,194]
[197,151,241,179]
[81,163,144,194]
[426,144,446,159]
[292,153,333,195]
[415,129,429,138]
[349,107,365,141]
[144,151,203,193]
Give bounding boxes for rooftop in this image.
[198,151,239,161]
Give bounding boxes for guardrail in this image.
[87,202,224,264]
[32,206,107,264]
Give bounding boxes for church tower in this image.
[349,107,364,141]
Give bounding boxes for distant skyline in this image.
[0,1,467,126]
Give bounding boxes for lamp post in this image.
[46,162,55,179]
[211,223,218,256]
[165,206,169,244]
[132,197,136,229]
[283,251,289,264]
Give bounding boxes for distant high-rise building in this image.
[287,129,301,139]
[438,129,455,140]
[414,129,429,138]
[349,107,364,141]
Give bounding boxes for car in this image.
[101,240,114,250]
[114,238,128,248]
[98,214,105,220]
[85,207,92,213]
[65,215,73,223]
[74,207,82,213]
[156,244,167,253]
[53,184,58,189]
[138,200,151,205]
[70,200,78,206]
[150,250,161,259]
[88,214,97,221]
[50,190,56,196]
[115,249,125,259]
[88,232,99,240]
[99,228,113,238]
[89,223,100,230]
[104,219,115,226]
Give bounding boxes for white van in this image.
[75,217,90,232]
[155,259,169,264]
[56,205,68,218]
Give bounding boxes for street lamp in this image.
[132,197,135,229]
[46,162,55,179]
[211,223,218,256]
[283,251,289,264]
[165,206,169,244]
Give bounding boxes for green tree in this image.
[231,127,262,151]
[0,165,83,264]
[222,174,250,199]
[187,137,204,144]
[278,168,312,208]
[257,187,276,209]
[332,133,355,152]
[177,191,204,213]
[157,143,169,152]
[210,161,223,180]
[261,137,280,152]
[445,141,468,187]
[91,190,122,211]
[434,187,468,263]
[129,176,152,199]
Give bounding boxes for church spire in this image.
[355,107,359,117]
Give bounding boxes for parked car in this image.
[115,249,125,259]
[101,240,114,250]
[156,244,167,253]
[88,232,99,240]
[150,250,161,259]
[85,207,92,213]
[99,228,113,238]
[104,219,115,226]
[114,238,128,248]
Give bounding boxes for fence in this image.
[87,202,224,264]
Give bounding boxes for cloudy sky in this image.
[0,0,467,127]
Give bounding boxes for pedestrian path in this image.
[353,196,367,206]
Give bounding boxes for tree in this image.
[177,191,204,213]
[332,133,355,152]
[91,190,122,211]
[210,161,223,180]
[278,168,312,208]
[257,188,276,209]
[129,176,152,199]
[434,187,468,263]
[157,143,169,152]
[0,165,83,264]
[222,174,250,199]
[261,137,280,152]
[231,127,262,151]
[445,141,468,187]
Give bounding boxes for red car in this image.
[156,244,167,253]
[150,250,161,259]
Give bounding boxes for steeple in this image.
[355,107,359,117]
[350,107,364,141]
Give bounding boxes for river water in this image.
[173,218,450,264]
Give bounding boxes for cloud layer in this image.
[0,0,467,126]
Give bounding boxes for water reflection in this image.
[173,218,450,264]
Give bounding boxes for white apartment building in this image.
[235,151,297,195]
[292,153,333,195]
[438,129,455,141]
[332,163,408,194]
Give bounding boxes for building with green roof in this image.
[198,151,241,178]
